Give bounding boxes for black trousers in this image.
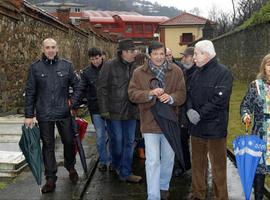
[38,118,76,181]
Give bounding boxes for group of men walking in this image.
[24,37,233,200]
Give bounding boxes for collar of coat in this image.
[41,53,59,65]
[141,59,174,72]
[198,56,218,71]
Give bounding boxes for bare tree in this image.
[208,0,269,36]
[235,0,268,25]
[208,5,234,36]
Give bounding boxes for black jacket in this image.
[187,57,233,139]
[24,56,80,121]
[77,63,102,114]
[178,65,196,128]
[97,56,138,120]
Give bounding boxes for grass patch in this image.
[227,81,248,150]
[0,182,7,190]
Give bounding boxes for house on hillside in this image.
[158,12,216,59]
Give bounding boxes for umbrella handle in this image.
[245,119,250,135]
[68,99,77,117]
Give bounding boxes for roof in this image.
[83,10,141,18]
[160,12,215,26]
[82,10,168,24]
[36,1,84,7]
[117,15,169,23]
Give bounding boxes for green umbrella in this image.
[19,124,43,188]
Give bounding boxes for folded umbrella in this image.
[71,116,88,174]
[19,124,43,190]
[150,78,186,170]
[74,118,88,155]
[233,123,266,200]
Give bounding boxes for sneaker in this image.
[98,164,107,172]
[41,179,56,193]
[160,190,169,200]
[125,174,142,183]
[69,168,79,184]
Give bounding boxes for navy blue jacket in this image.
[187,57,233,139]
[24,56,80,121]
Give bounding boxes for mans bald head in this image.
[42,38,58,60]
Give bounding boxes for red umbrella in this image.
[74,118,88,154]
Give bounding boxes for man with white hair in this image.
[186,40,233,200]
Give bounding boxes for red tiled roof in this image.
[160,12,215,26]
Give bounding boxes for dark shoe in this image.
[125,174,142,183]
[69,168,79,184]
[108,164,115,172]
[41,179,56,193]
[98,164,107,172]
[160,190,169,200]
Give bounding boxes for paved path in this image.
[0,124,97,200]
[83,156,250,200]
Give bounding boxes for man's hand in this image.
[24,118,34,128]
[158,93,170,103]
[100,112,110,120]
[187,109,201,125]
[149,88,164,97]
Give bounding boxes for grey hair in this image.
[195,40,216,59]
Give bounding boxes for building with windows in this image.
[35,1,168,46]
[83,11,168,45]
[158,12,215,59]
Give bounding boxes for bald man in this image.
[24,38,80,193]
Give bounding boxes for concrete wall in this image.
[212,23,270,82]
[0,1,117,113]
[163,25,203,58]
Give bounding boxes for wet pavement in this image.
[83,156,250,200]
[0,115,265,200]
[0,125,98,200]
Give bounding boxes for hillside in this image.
[28,0,181,17]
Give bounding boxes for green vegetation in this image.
[227,81,248,150]
[0,182,7,190]
[238,1,270,30]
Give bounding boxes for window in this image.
[145,24,152,33]
[135,24,143,33]
[75,8,81,13]
[125,24,133,33]
[180,33,194,45]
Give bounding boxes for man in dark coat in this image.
[97,38,142,183]
[187,40,233,200]
[24,38,80,193]
[73,47,112,172]
[174,47,196,177]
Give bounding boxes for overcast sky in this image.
[148,0,239,18]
